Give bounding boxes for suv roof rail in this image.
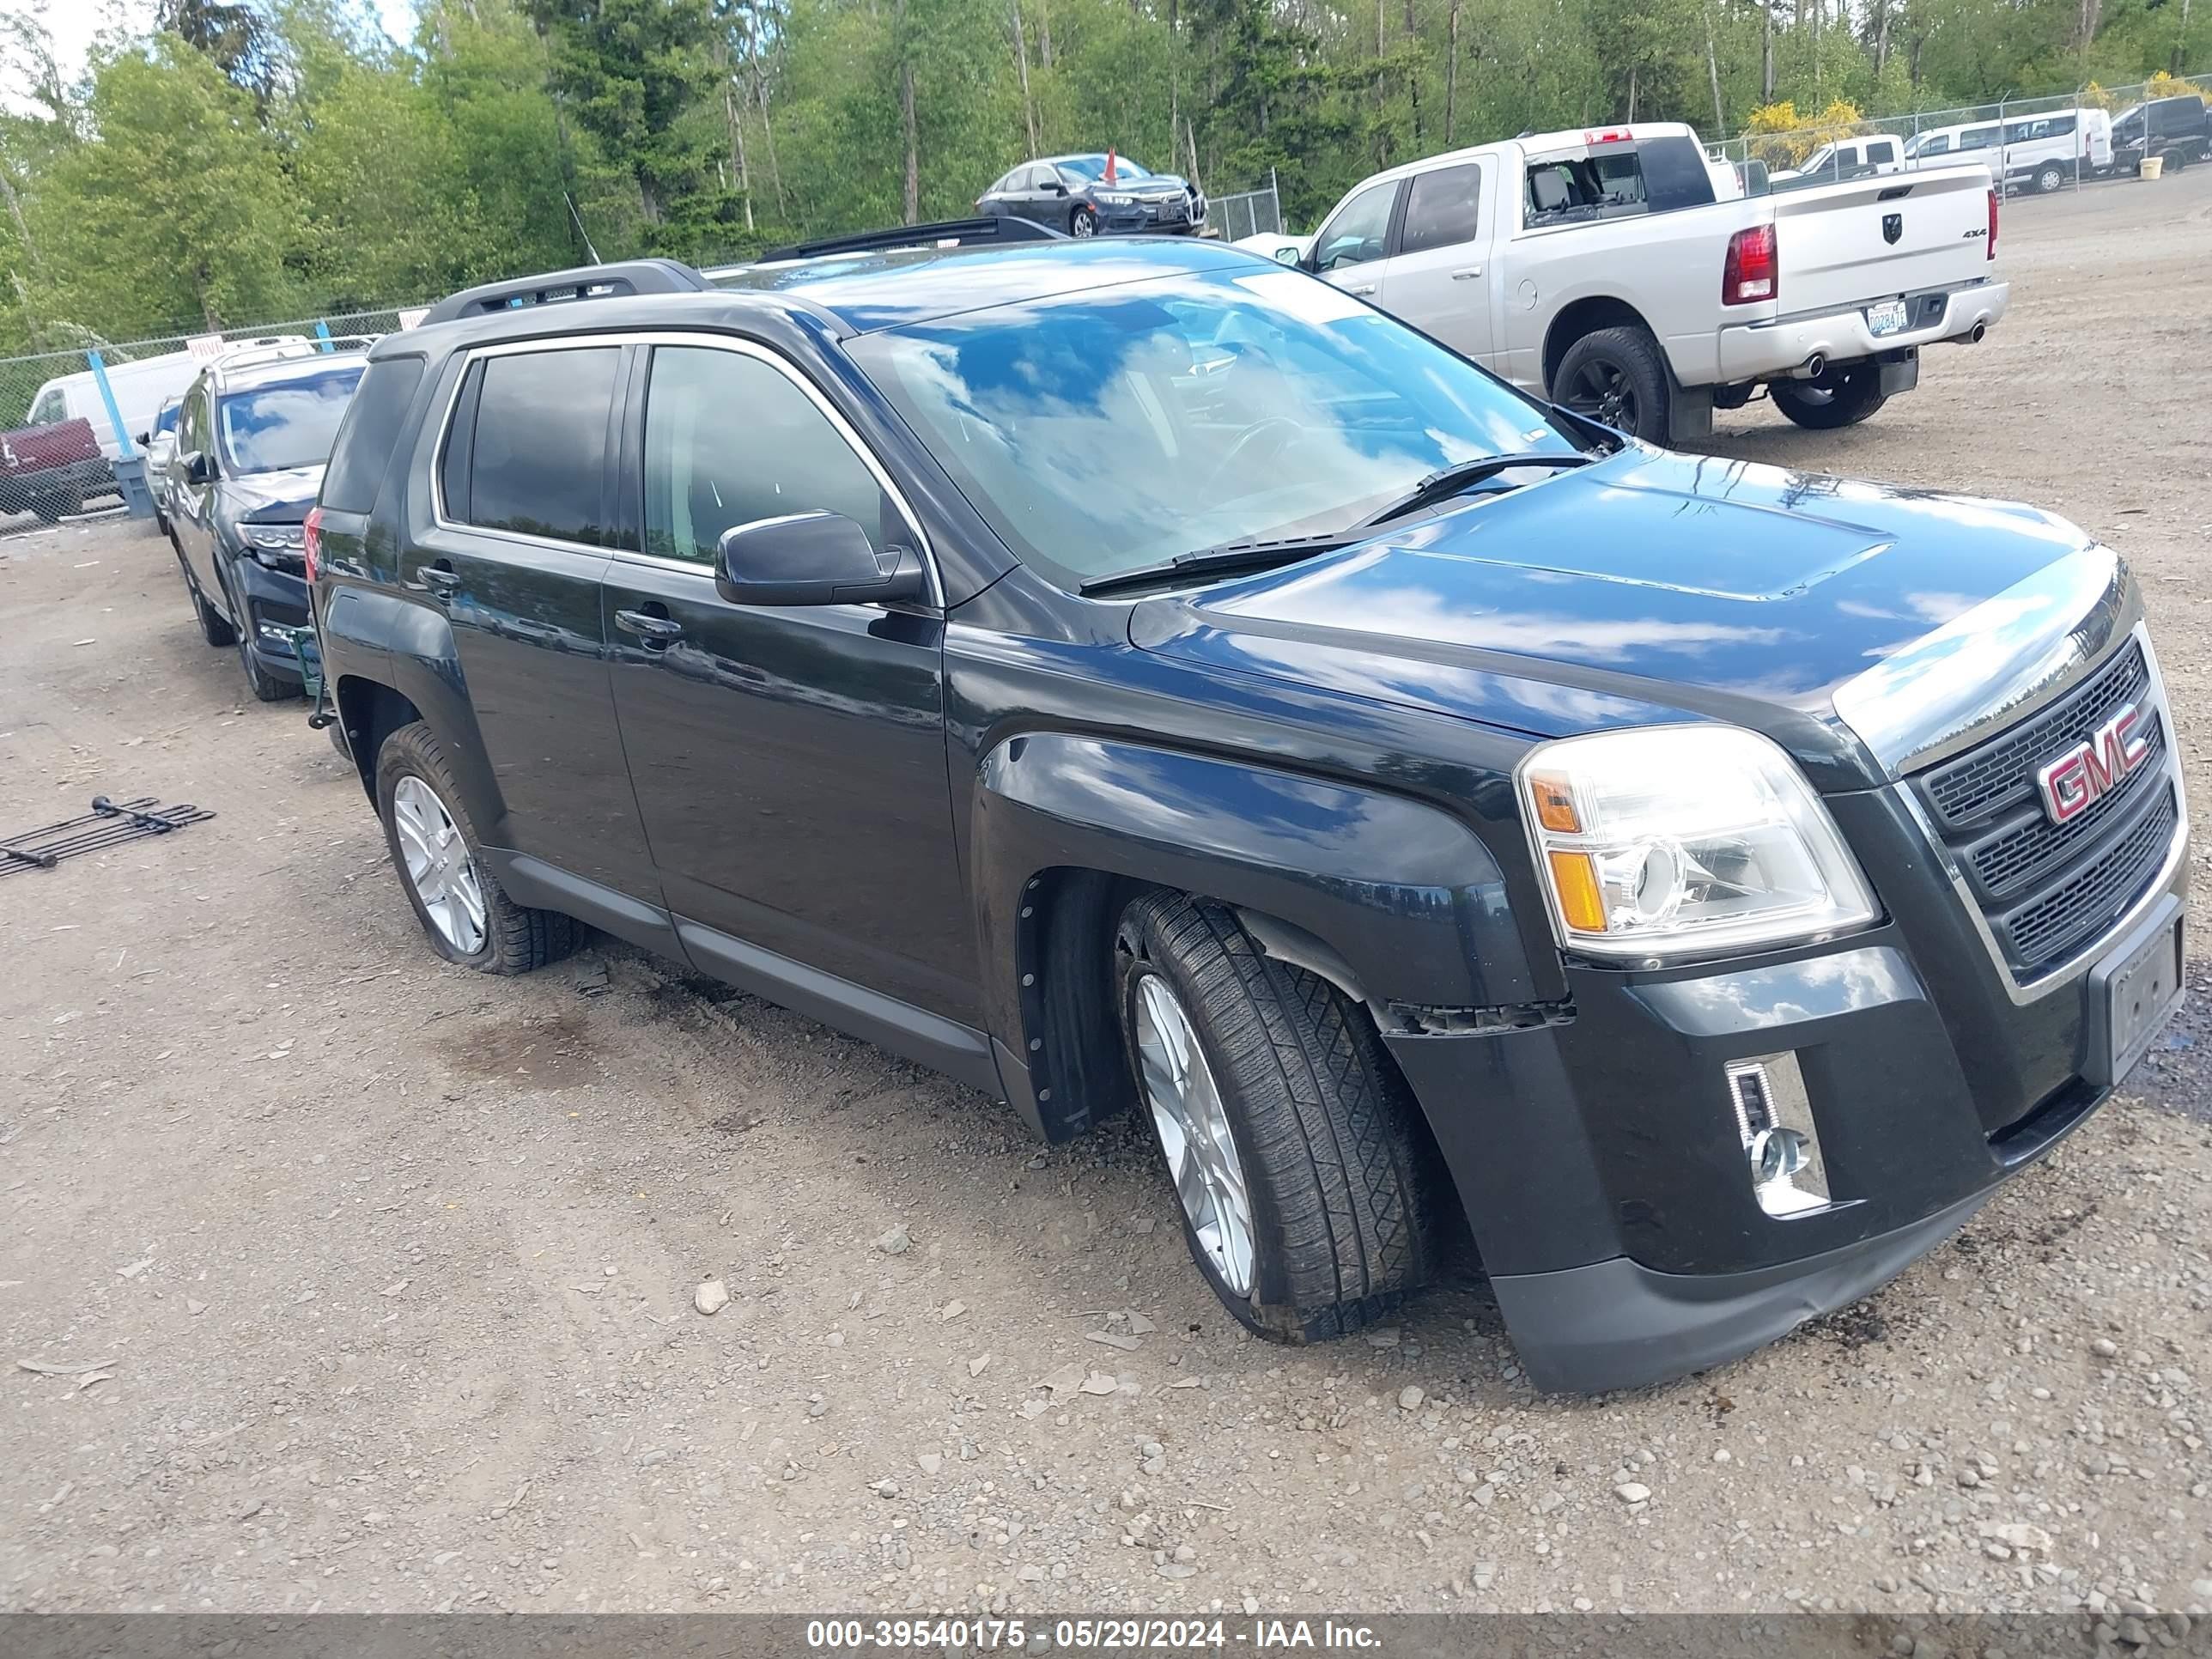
[757,216,1066,264]
[420,258,710,326]
[210,340,323,374]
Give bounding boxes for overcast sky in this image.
[10,0,420,108]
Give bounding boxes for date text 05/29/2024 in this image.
[803,1618,1382,1650]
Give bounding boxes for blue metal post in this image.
[86,351,137,459]
[314,320,334,352]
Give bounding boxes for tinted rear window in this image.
[320,356,425,514]
[461,348,620,545]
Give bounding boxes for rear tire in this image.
[1771,361,1888,429]
[1116,891,1436,1342]
[1552,325,1673,444]
[375,720,578,975]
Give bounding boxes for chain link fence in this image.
[1,305,426,532]
[1206,172,1284,242]
[1706,73,2212,200]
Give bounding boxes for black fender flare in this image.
[969,732,1541,1132]
[322,585,507,836]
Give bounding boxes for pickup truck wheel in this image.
[1771,362,1887,429]
[1553,326,1671,444]
[1116,892,1435,1341]
[375,720,579,974]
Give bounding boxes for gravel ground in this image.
[4,173,2212,1624]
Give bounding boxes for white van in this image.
[24,337,306,462]
[2000,108,2113,192]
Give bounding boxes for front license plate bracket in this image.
[2081,895,2185,1088]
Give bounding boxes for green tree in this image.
[27,40,301,334]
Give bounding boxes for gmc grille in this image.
[1913,638,2176,980]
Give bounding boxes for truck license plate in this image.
[1866,300,1910,337]
[2097,915,2183,1085]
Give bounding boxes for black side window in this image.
[1398,164,1482,256]
[642,344,885,566]
[321,356,425,514]
[459,347,620,545]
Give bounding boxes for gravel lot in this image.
[5,173,2212,1625]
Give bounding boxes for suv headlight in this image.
[240,523,306,552]
[1518,726,1877,961]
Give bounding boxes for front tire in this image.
[1552,325,1672,444]
[2036,161,2067,193]
[1117,892,1436,1342]
[374,720,578,975]
[191,580,237,647]
[1771,361,1888,429]
[1070,204,1097,238]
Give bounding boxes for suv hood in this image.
[1127,447,2105,789]
[225,464,326,522]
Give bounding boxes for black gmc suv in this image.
[307,227,2187,1393]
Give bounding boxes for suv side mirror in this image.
[183,451,216,486]
[717,512,928,608]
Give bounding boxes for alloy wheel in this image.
[1565,357,1638,430]
[1133,973,1256,1297]
[392,775,487,955]
[1071,210,1097,238]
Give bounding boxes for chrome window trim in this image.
[427,329,944,608]
[1893,620,2189,1005]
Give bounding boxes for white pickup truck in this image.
[1290,122,2006,443]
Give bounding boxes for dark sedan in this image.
[975,153,1206,239]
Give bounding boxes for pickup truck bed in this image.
[0,417,115,521]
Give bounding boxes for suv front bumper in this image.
[231,553,313,684]
[1387,769,2186,1395]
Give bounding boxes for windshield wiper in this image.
[1352,450,1595,531]
[1077,450,1595,599]
[1077,532,1356,599]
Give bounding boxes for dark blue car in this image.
[305,227,2186,1393]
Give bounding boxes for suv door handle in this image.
[415,562,459,602]
[1346,282,1378,296]
[1450,264,1484,280]
[615,608,684,646]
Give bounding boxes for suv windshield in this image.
[1058,155,1152,182]
[217,364,364,475]
[849,264,1580,586]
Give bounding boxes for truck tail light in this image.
[1722,223,1777,304]
[303,505,323,583]
[1987,186,1998,260]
